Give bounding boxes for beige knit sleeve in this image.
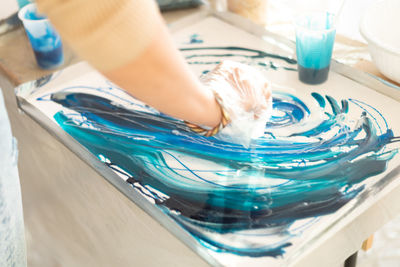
[36,0,161,71]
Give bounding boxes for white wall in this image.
[0,0,18,19]
[335,0,377,41]
[0,0,378,41]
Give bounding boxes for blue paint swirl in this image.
[48,90,397,257]
[43,46,399,258]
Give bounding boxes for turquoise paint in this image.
[295,12,336,84]
[38,45,399,259]
[295,12,336,70]
[49,89,397,257]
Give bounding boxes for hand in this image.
[202,61,273,147]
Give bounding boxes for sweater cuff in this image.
[37,0,160,71]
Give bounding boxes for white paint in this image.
[0,0,18,20]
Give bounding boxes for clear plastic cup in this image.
[294,12,336,85]
[18,3,64,69]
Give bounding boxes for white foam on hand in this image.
[201,60,272,148]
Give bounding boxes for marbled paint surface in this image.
[33,46,399,259]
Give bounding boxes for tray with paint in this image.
[15,10,400,267]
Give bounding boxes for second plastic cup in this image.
[295,12,336,85]
[18,3,64,69]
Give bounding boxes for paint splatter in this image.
[188,34,204,44]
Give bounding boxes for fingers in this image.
[264,85,272,101]
[203,60,273,122]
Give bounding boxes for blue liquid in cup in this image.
[24,9,46,20]
[295,12,336,84]
[32,42,63,69]
[16,0,31,9]
[26,29,64,69]
[20,4,64,69]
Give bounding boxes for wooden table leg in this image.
[362,235,374,251]
[344,235,374,267]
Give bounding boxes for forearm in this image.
[104,20,221,128]
[37,0,221,128]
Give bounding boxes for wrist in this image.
[202,87,223,128]
[185,87,231,137]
